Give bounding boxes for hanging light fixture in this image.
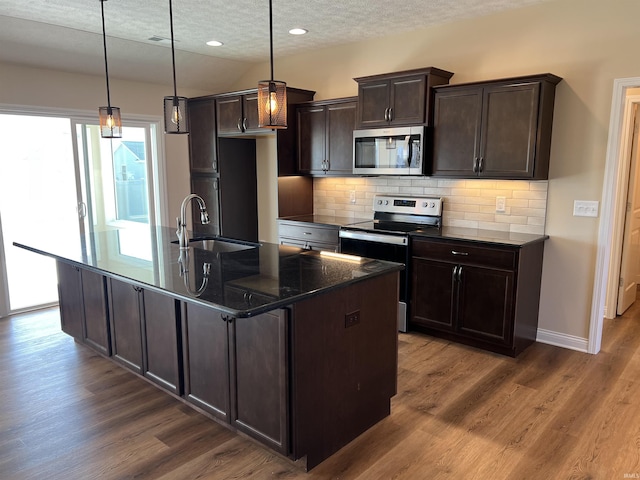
[163,0,189,134]
[258,0,287,129]
[98,0,122,139]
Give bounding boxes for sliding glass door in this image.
[0,111,162,317]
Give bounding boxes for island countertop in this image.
[14,225,403,318]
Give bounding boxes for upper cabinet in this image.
[431,73,562,180]
[296,97,357,176]
[187,97,217,174]
[216,91,262,136]
[354,67,453,128]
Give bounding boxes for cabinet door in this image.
[141,289,181,395]
[243,93,261,133]
[182,302,230,422]
[410,257,456,331]
[358,81,390,128]
[231,310,289,454]
[190,174,221,237]
[326,101,357,175]
[187,99,217,173]
[297,105,326,174]
[216,95,243,135]
[389,75,426,126]
[81,269,110,355]
[431,87,483,177]
[479,82,540,178]
[457,265,514,346]
[56,261,84,339]
[109,279,144,374]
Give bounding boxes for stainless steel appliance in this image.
[353,126,425,175]
[339,194,443,332]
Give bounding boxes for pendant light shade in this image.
[98,0,122,138]
[164,0,189,134]
[258,0,287,129]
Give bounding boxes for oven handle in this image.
[339,230,408,246]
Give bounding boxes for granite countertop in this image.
[14,226,402,318]
[411,226,549,247]
[278,214,371,228]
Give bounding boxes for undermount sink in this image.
[172,237,258,253]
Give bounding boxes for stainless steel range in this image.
[339,194,443,332]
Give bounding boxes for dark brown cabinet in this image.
[410,236,544,357]
[190,174,221,238]
[108,278,181,393]
[278,219,340,252]
[296,98,357,176]
[187,98,217,174]
[57,261,110,355]
[354,67,453,128]
[216,91,261,136]
[182,302,289,453]
[431,73,562,179]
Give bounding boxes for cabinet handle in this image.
[388,107,393,122]
[237,119,242,132]
[451,250,469,256]
[384,107,389,122]
[472,158,479,173]
[478,157,484,172]
[324,159,330,172]
[242,118,247,132]
[452,265,459,282]
[212,161,217,171]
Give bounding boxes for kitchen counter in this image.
[13,224,401,470]
[278,214,370,228]
[14,225,402,318]
[411,226,549,246]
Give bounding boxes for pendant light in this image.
[258,0,287,129]
[163,0,189,134]
[98,0,122,139]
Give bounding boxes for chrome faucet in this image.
[176,194,210,249]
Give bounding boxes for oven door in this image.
[339,229,409,332]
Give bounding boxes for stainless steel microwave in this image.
[353,126,425,175]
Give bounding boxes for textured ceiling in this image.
[0,0,551,92]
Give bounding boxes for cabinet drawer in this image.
[412,239,516,270]
[278,223,339,244]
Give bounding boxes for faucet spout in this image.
[176,194,210,249]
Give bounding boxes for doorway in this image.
[0,110,164,318]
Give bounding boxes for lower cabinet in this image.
[410,237,544,357]
[278,220,340,252]
[57,261,110,356]
[108,278,182,394]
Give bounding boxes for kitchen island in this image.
[14,225,402,470]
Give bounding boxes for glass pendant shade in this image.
[164,95,189,134]
[98,106,122,138]
[258,80,287,129]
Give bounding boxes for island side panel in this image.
[291,271,399,470]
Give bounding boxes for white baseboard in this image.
[536,328,589,353]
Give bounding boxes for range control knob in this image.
[430,202,436,208]
[423,202,428,207]
[384,200,389,205]
[377,200,383,205]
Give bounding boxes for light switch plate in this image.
[496,196,506,213]
[573,200,599,217]
[350,190,356,204]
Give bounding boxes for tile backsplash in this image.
[313,177,548,235]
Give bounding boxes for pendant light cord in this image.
[269,0,274,82]
[169,0,178,99]
[100,0,112,108]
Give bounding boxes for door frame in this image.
[592,77,640,354]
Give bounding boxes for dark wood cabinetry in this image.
[187,98,217,174]
[182,302,289,453]
[57,261,110,355]
[278,219,340,252]
[431,74,562,179]
[108,278,181,393]
[190,174,221,237]
[297,97,357,176]
[410,236,544,357]
[354,67,453,128]
[216,91,261,135]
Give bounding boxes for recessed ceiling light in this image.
[288,28,308,35]
[206,40,223,47]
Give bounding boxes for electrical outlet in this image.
[345,310,360,328]
[496,196,506,213]
[349,190,356,204]
[573,200,599,217]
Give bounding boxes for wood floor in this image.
[1,307,640,480]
